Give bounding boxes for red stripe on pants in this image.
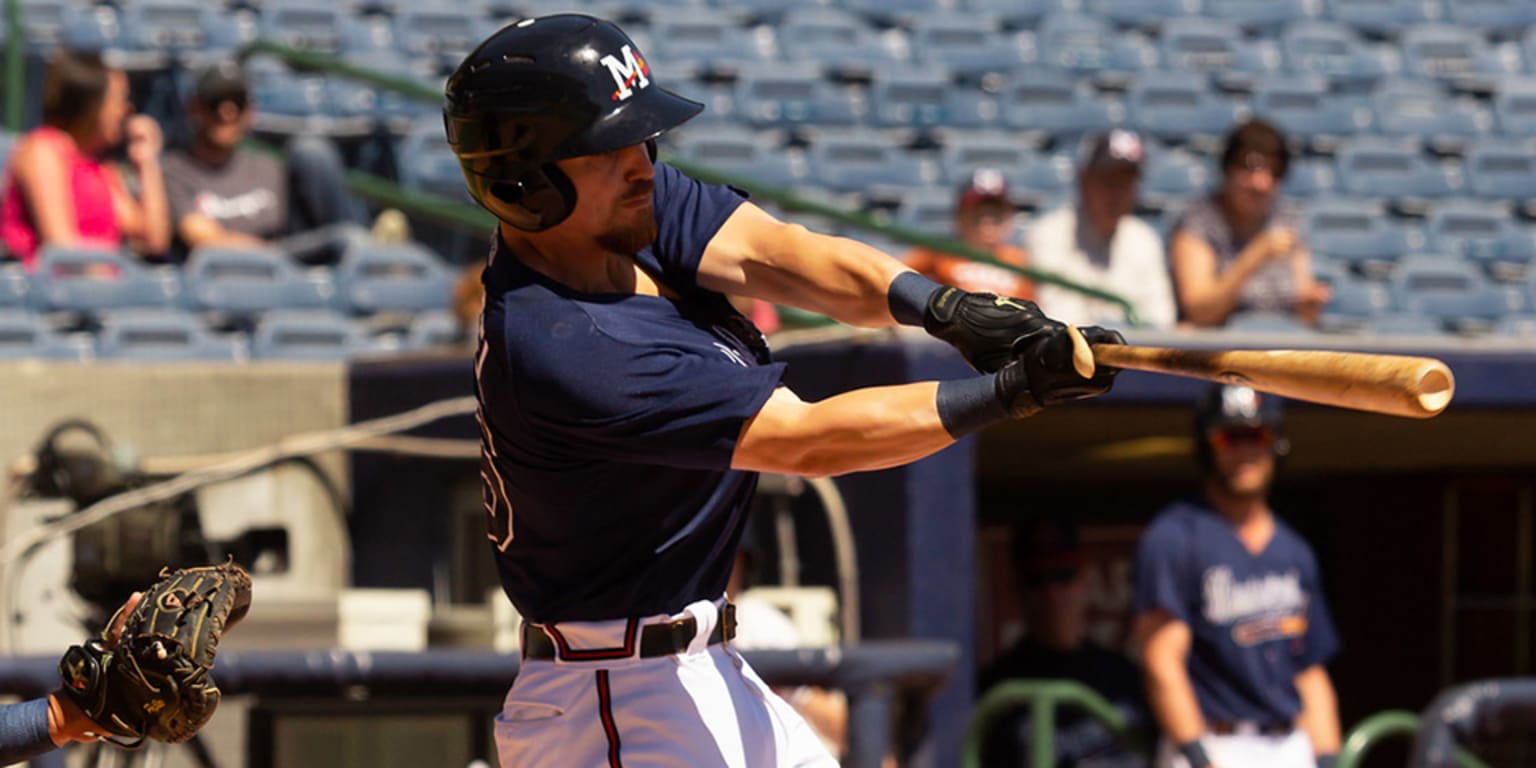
[596,670,622,768]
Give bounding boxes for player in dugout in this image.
[447,13,1126,767]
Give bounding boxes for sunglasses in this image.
[1209,426,1274,449]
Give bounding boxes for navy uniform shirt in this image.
[474,162,786,624]
[1133,498,1340,725]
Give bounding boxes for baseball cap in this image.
[192,60,249,108]
[1082,129,1145,174]
[1012,517,1086,587]
[956,167,1012,209]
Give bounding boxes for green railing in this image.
[962,679,1146,768]
[1338,710,1492,768]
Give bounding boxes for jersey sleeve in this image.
[515,328,785,470]
[1133,514,1194,623]
[649,162,748,291]
[1295,548,1341,668]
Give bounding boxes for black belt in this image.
[522,604,737,661]
[1207,720,1293,737]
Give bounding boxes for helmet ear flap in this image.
[481,163,577,232]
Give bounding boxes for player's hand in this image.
[922,286,1060,373]
[994,325,1125,418]
[124,115,163,167]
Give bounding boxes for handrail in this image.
[1339,709,1491,768]
[962,679,1144,768]
[236,39,1144,326]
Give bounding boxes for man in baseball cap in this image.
[1027,129,1177,328]
[904,168,1035,299]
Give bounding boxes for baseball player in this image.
[1132,385,1341,768]
[445,14,1125,767]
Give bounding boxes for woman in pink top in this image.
[1,50,170,268]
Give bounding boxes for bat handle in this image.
[1066,326,1095,379]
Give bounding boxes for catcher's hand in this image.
[59,560,252,747]
[922,286,1062,374]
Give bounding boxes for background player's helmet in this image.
[1193,384,1290,470]
[443,14,703,232]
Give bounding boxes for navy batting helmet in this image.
[443,15,703,231]
[1193,384,1290,469]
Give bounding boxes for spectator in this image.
[0,50,171,267]
[1169,120,1331,328]
[160,60,366,263]
[979,516,1150,768]
[904,168,1035,299]
[1028,130,1176,329]
[1133,385,1341,768]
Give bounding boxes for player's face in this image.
[1209,425,1275,497]
[558,143,658,254]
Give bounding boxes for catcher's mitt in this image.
[59,560,252,746]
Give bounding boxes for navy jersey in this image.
[1133,498,1339,725]
[474,162,786,623]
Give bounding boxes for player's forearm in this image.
[1294,667,1341,755]
[734,381,956,477]
[737,224,911,328]
[1144,661,1207,745]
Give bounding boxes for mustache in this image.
[622,179,655,201]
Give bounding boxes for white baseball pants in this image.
[495,599,838,767]
[1157,729,1315,768]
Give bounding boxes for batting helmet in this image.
[443,14,703,231]
[1193,384,1290,469]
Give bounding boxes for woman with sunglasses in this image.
[1168,119,1331,328]
[1,50,171,267]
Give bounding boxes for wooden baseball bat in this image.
[1062,329,1454,419]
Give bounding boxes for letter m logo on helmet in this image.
[601,44,650,102]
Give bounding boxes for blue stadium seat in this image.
[729,0,825,23]
[11,0,69,48]
[95,310,243,361]
[1226,312,1312,333]
[674,126,799,189]
[1302,197,1420,277]
[59,3,120,52]
[1314,265,1387,333]
[1367,312,1445,336]
[260,1,342,53]
[1158,17,1275,77]
[1252,75,1371,142]
[1464,138,1536,200]
[1283,158,1338,198]
[909,14,1027,80]
[396,118,473,202]
[403,310,462,350]
[1203,0,1317,32]
[1426,199,1536,280]
[390,8,481,62]
[776,9,898,76]
[806,130,928,195]
[1125,72,1240,144]
[117,0,208,53]
[0,265,30,310]
[1497,312,1536,337]
[869,71,962,130]
[648,11,767,71]
[1492,77,1536,137]
[250,69,375,138]
[0,310,88,360]
[1140,148,1211,211]
[183,246,334,316]
[337,13,396,57]
[965,0,1074,27]
[1333,135,1460,207]
[335,242,456,315]
[1036,14,1160,80]
[1370,79,1489,150]
[1085,0,1201,30]
[1388,255,1513,331]
[1325,0,1436,37]
[843,0,945,25]
[892,188,958,236]
[1280,22,1396,90]
[1007,153,1076,209]
[251,310,371,361]
[1445,0,1536,38]
[1399,24,1521,84]
[31,246,180,314]
[939,132,1030,185]
[733,64,860,130]
[1000,71,1118,143]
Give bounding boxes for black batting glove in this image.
[923,286,1061,374]
[994,325,1126,418]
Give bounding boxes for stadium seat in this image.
[396,118,473,202]
[1280,22,1396,90]
[674,126,799,189]
[647,11,767,71]
[1158,17,1275,78]
[1282,158,1338,199]
[729,0,826,23]
[869,71,964,130]
[1426,199,1536,281]
[95,309,243,361]
[12,0,69,48]
[892,188,959,236]
[1370,79,1490,151]
[1399,24,1521,85]
[1367,312,1445,336]
[1036,14,1160,81]
[1225,312,1312,333]
[337,13,396,57]
[403,310,462,350]
[59,3,120,52]
[1125,72,1241,145]
[1388,255,1513,332]
[391,8,481,63]
[117,0,208,53]
[807,130,929,195]
[909,13,1027,81]
[251,310,371,361]
[1140,148,1211,212]
[1085,0,1201,30]
[965,0,1075,28]
[1333,135,1461,208]
[843,0,945,26]
[1000,71,1118,143]
[939,132,1031,185]
[183,246,335,316]
[1464,138,1536,200]
[1446,0,1536,34]
[1492,77,1536,137]
[776,9,898,77]
[0,265,30,310]
[1203,0,1317,32]
[1251,75,1371,143]
[732,65,860,130]
[1315,265,1388,333]
[1302,197,1420,277]
[260,1,342,54]
[250,69,375,138]
[1007,153,1076,209]
[1497,312,1536,337]
[0,310,89,361]
[31,245,180,314]
[1325,0,1436,37]
[335,242,457,315]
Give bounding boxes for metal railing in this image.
[1339,710,1491,768]
[962,679,1147,768]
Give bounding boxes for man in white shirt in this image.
[1027,130,1176,328]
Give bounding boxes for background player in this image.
[1132,385,1341,768]
[446,14,1124,767]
